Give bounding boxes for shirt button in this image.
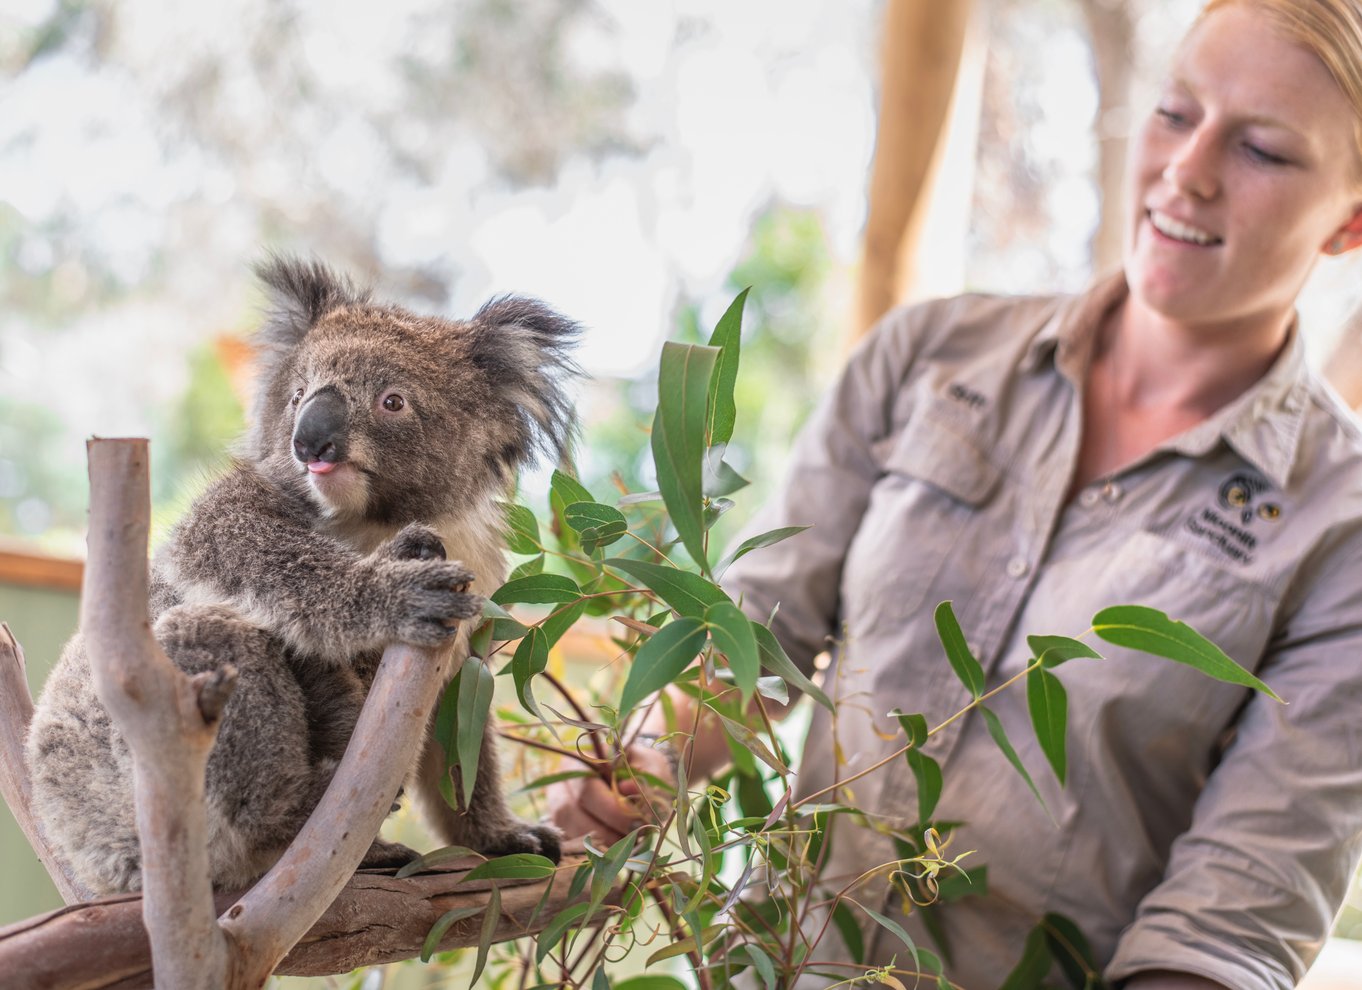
[1006,556,1029,579]
[1079,489,1100,508]
[1102,482,1124,503]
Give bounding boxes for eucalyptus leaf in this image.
[534,901,592,965]
[753,621,834,712]
[508,553,546,581]
[705,600,760,702]
[1093,605,1282,701]
[980,706,1052,820]
[1043,912,1101,990]
[394,844,482,880]
[551,469,594,507]
[1027,634,1103,668]
[652,341,720,573]
[907,749,943,822]
[934,601,986,698]
[502,502,541,554]
[419,905,485,962]
[714,525,811,579]
[615,978,690,990]
[460,853,557,883]
[1026,666,1068,785]
[705,287,748,446]
[727,945,777,990]
[716,711,789,774]
[471,885,500,985]
[755,674,789,705]
[541,598,587,649]
[702,444,750,498]
[605,557,731,618]
[565,500,629,545]
[831,901,867,964]
[450,656,494,805]
[511,627,549,718]
[998,924,1054,990]
[856,900,921,973]
[491,573,582,605]
[618,616,708,715]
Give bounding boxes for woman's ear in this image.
[1323,203,1362,255]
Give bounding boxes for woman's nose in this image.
[1162,131,1220,200]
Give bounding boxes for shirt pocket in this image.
[841,407,1001,635]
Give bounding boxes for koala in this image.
[25,257,576,895]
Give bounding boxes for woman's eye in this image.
[1155,107,1188,128]
[290,388,303,407]
[382,393,406,412]
[1245,143,1289,166]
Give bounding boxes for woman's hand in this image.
[546,740,677,847]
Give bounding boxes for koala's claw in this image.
[359,837,421,871]
[384,523,448,562]
[480,822,564,864]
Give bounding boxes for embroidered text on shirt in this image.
[947,382,988,410]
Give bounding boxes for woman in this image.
[552,2,1362,986]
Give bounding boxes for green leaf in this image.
[1042,912,1100,990]
[468,619,494,660]
[593,969,612,990]
[998,923,1054,990]
[979,706,1051,819]
[702,444,750,498]
[619,616,708,714]
[471,884,500,985]
[645,925,724,966]
[1093,605,1282,701]
[395,844,481,880]
[615,978,689,990]
[752,621,834,713]
[588,830,639,922]
[461,853,557,883]
[511,627,549,718]
[831,902,866,964]
[934,601,985,698]
[540,599,587,649]
[714,525,811,579]
[492,573,582,605]
[705,601,760,702]
[503,502,541,554]
[857,900,921,973]
[605,557,731,618]
[705,287,748,446]
[419,905,485,962]
[551,469,594,506]
[1027,667,1068,786]
[482,599,530,642]
[455,656,495,806]
[889,710,940,820]
[508,553,546,581]
[565,500,629,550]
[534,901,592,965]
[652,341,720,574]
[1027,634,1103,668]
[715,711,789,774]
[755,675,789,705]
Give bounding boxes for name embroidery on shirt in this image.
[1183,470,1283,565]
[947,382,988,410]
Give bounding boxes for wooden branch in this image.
[83,438,231,990]
[0,622,92,903]
[219,637,454,986]
[0,854,590,990]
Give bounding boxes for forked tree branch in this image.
[83,438,231,990]
[0,622,92,903]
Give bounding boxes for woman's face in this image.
[1125,4,1362,331]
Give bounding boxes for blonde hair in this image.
[1197,0,1362,161]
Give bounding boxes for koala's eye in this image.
[381,392,406,413]
[290,388,304,407]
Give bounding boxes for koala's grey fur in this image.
[26,257,576,894]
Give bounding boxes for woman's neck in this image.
[1067,296,1292,497]
[1097,297,1293,416]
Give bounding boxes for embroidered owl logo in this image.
[1218,471,1283,525]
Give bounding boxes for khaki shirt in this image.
[723,275,1362,989]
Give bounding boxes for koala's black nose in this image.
[292,387,349,464]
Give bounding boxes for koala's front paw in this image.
[481,821,563,864]
[359,837,421,871]
[382,523,447,562]
[381,556,484,646]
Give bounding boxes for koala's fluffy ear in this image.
[468,296,582,475]
[254,255,368,350]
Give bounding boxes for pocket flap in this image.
[874,408,1000,506]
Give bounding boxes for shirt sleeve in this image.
[720,303,935,676]
[1106,530,1362,990]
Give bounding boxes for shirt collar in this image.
[1024,271,1310,490]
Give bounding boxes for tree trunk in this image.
[855,0,974,339]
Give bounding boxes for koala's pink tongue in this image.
[308,461,337,475]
